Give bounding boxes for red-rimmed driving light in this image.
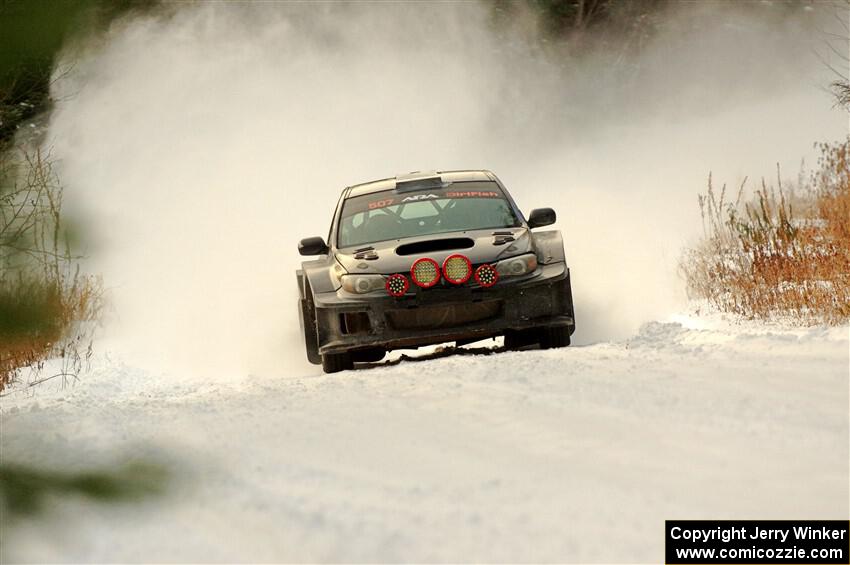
[442,254,472,284]
[410,258,441,288]
[474,264,499,287]
[385,273,409,297]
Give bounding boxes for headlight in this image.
[495,253,538,277]
[341,274,386,294]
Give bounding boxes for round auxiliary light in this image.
[442,254,472,284]
[474,263,499,288]
[385,273,409,297]
[411,257,441,288]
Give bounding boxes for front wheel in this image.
[322,351,353,374]
[504,328,538,350]
[351,348,385,363]
[539,326,571,349]
[299,299,321,365]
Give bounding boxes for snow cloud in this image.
[46,2,846,377]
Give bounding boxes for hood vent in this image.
[492,231,515,245]
[354,246,379,260]
[395,238,474,256]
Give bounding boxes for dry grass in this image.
[0,148,103,392]
[681,139,850,325]
[0,276,101,391]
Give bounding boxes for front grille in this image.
[386,300,501,331]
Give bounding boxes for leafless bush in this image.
[681,139,850,325]
[833,80,850,110]
[0,147,102,392]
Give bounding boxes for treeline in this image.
[0,0,158,147]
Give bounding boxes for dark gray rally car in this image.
[297,170,575,373]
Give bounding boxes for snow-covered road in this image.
[2,317,848,562]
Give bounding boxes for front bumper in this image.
[313,262,575,355]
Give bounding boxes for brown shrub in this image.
[681,138,850,325]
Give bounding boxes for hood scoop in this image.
[492,231,515,245]
[395,237,474,256]
[354,246,379,260]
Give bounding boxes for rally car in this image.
[297,170,575,373]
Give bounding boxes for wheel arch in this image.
[531,229,567,266]
[296,269,307,299]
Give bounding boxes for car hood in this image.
[335,228,533,275]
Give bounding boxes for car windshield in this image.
[337,181,520,249]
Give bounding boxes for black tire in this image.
[539,326,571,349]
[299,295,321,365]
[322,351,353,373]
[504,328,538,350]
[351,348,385,363]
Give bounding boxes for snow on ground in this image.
[1,315,848,563]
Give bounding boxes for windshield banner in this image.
[344,183,506,216]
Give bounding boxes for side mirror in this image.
[298,236,329,256]
[527,208,556,229]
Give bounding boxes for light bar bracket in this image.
[394,171,446,192]
[395,177,446,192]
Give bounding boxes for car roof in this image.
[345,169,498,197]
